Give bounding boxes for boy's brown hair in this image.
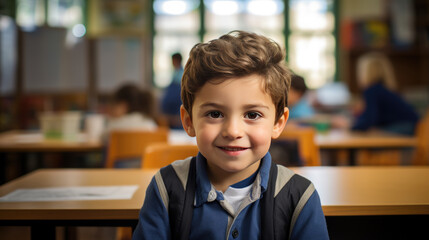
[181,30,291,122]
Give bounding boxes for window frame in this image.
[151,0,339,88]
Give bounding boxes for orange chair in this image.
[277,125,321,166]
[142,143,199,169]
[413,109,429,165]
[105,129,169,240]
[105,128,169,168]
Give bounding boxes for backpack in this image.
[155,157,314,240]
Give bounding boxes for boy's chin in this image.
[220,159,261,173]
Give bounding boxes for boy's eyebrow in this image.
[243,104,270,110]
[198,102,224,109]
[199,102,270,110]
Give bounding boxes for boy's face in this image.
[181,74,288,182]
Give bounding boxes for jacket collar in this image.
[194,152,272,207]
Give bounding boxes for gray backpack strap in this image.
[260,161,279,240]
[156,157,196,240]
[155,157,193,210]
[273,165,315,240]
[290,182,315,236]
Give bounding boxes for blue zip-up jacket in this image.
[133,153,329,240]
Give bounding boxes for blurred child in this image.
[348,52,419,135]
[160,52,184,129]
[105,83,157,134]
[288,74,315,120]
[133,31,328,240]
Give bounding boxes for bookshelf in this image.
[340,0,429,95]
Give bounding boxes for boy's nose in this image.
[221,118,243,139]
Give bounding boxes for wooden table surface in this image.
[0,169,157,220]
[0,130,103,152]
[316,129,417,149]
[2,167,428,240]
[291,166,429,216]
[1,166,429,219]
[0,130,196,152]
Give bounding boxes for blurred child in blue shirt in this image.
[288,74,315,120]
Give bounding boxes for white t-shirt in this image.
[106,112,157,131]
[103,112,158,141]
[223,185,253,214]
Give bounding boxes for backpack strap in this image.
[260,161,278,240]
[158,157,314,240]
[261,163,314,240]
[158,157,197,240]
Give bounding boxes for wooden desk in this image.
[0,130,104,184]
[0,169,156,240]
[0,130,103,152]
[1,167,428,239]
[291,166,429,216]
[316,129,417,149]
[0,129,195,152]
[316,129,417,165]
[293,166,429,239]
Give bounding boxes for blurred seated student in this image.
[103,83,158,168]
[105,83,158,135]
[288,74,315,120]
[333,52,419,135]
[160,52,184,129]
[270,75,313,166]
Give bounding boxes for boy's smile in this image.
[181,74,288,189]
[218,145,249,156]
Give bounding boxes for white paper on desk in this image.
[0,185,139,202]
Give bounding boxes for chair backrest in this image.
[413,109,429,165]
[105,128,169,168]
[142,143,199,169]
[277,125,321,166]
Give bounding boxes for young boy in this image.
[132,31,329,240]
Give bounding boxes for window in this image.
[0,15,17,95]
[48,0,85,37]
[153,0,337,90]
[16,0,45,30]
[153,0,200,88]
[288,0,336,89]
[204,0,284,46]
[15,0,88,92]
[17,0,85,36]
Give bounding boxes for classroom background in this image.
[1,0,428,132]
[1,0,429,239]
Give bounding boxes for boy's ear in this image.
[180,105,196,137]
[272,107,289,139]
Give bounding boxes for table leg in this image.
[0,153,6,184]
[320,149,336,166]
[31,224,56,240]
[349,149,357,166]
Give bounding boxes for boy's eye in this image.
[207,111,223,118]
[245,112,262,120]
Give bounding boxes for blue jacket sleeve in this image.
[352,87,379,131]
[132,177,171,240]
[290,190,329,240]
